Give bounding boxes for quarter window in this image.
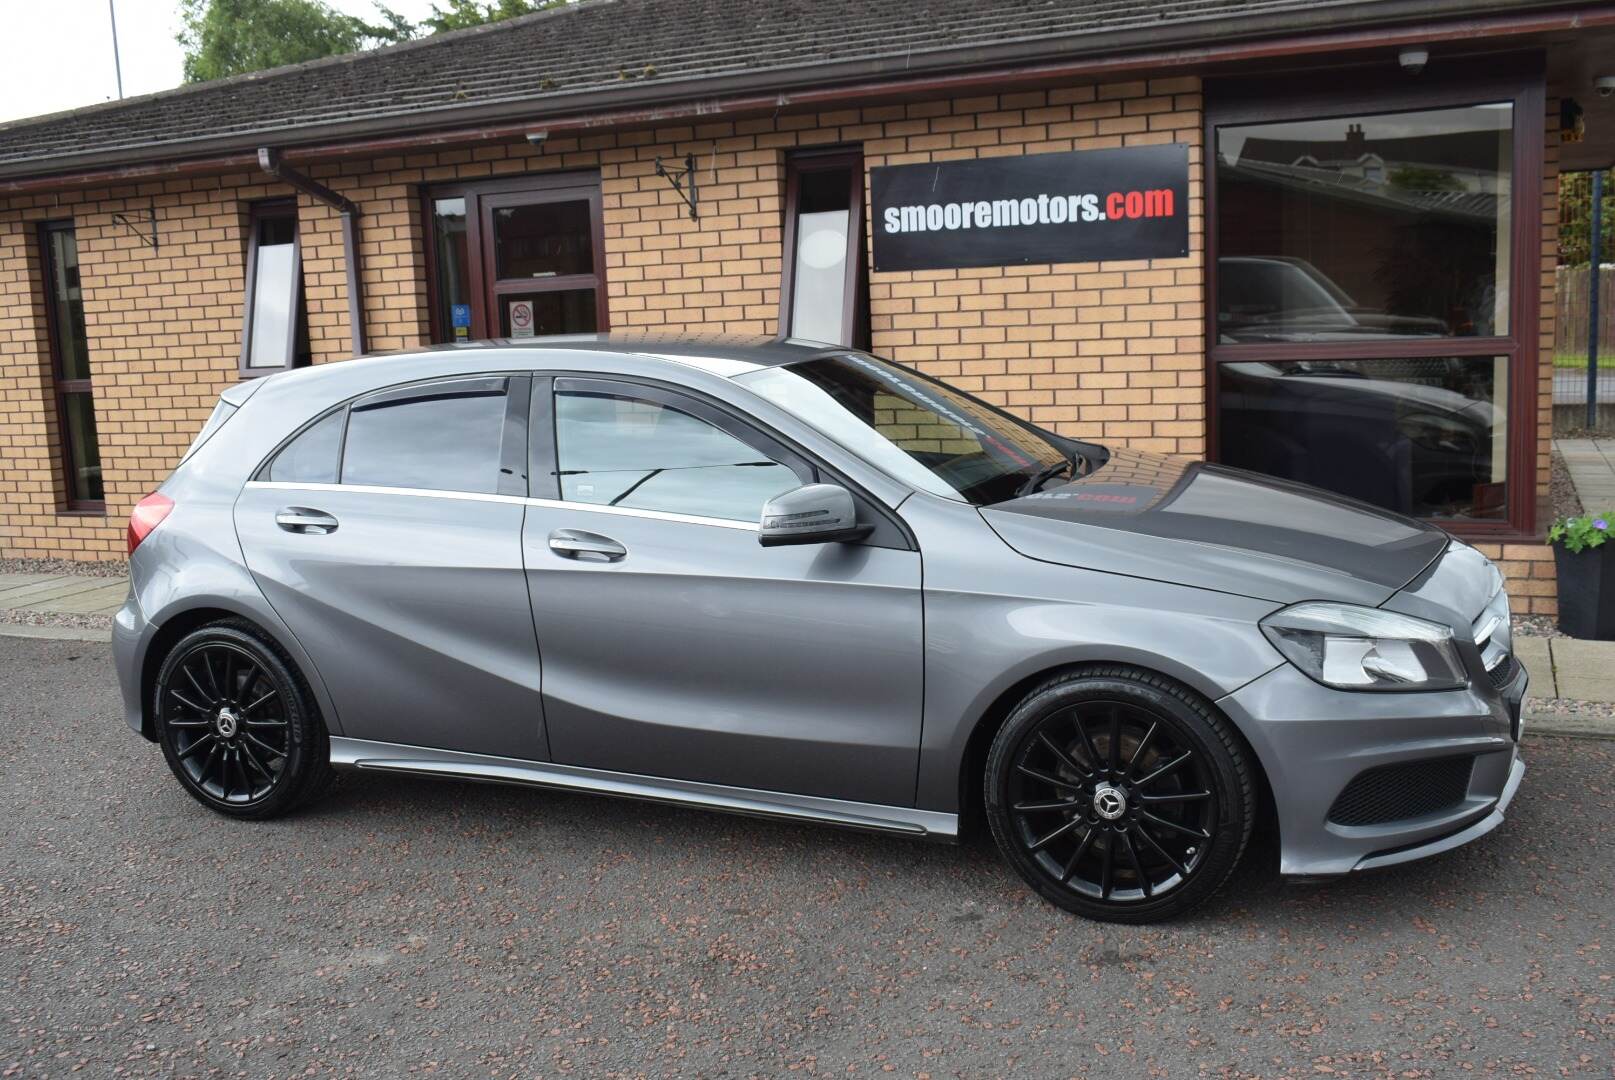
[342,381,509,494]
[555,390,802,521]
[265,410,344,485]
[40,221,104,510]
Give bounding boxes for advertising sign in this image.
[870,144,1189,272]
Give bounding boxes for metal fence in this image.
[1553,264,1614,428]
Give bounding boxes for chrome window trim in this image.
[245,480,760,532]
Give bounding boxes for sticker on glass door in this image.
[508,299,535,338]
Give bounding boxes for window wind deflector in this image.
[354,376,509,412]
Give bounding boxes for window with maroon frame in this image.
[1209,73,1543,536]
[781,149,869,348]
[40,221,104,511]
[240,200,310,376]
[425,173,607,344]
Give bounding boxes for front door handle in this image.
[276,507,340,535]
[548,529,626,562]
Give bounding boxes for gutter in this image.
[2,0,1610,195]
[257,148,367,357]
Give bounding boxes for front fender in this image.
[900,492,1285,813]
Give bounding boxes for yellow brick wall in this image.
[1,173,277,559]
[864,79,1205,455]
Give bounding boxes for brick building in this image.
[2,0,1613,614]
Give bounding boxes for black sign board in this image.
[870,144,1190,272]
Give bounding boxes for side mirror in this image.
[758,483,874,547]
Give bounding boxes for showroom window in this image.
[240,200,310,375]
[1209,73,1542,535]
[40,221,104,511]
[425,174,607,343]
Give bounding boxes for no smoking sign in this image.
[508,299,535,337]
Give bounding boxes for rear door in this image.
[521,376,925,807]
[234,375,547,761]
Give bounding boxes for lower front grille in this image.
[1328,755,1476,827]
[1488,654,1518,690]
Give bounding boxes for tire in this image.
[152,619,334,819]
[983,665,1255,924]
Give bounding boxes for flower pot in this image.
[1554,541,1615,640]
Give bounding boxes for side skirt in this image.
[329,737,959,841]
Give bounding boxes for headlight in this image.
[1260,602,1467,692]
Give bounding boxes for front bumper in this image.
[1219,656,1526,878]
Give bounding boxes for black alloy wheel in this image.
[154,621,332,818]
[985,666,1255,923]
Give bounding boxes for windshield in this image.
[738,351,1097,505]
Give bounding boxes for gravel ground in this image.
[0,557,126,578]
[1550,448,1584,522]
[1512,612,1564,639]
[2,636,1611,1079]
[0,607,113,632]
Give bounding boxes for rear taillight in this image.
[127,492,174,555]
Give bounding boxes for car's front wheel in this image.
[153,620,333,819]
[984,665,1255,923]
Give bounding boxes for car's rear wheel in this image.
[984,666,1254,923]
[153,621,333,819]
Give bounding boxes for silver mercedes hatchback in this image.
[112,337,1527,922]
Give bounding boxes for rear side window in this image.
[265,410,343,484]
[342,381,508,494]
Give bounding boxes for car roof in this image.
[413,332,843,378]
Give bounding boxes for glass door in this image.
[426,174,607,343]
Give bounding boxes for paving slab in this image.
[1513,635,1555,697]
[0,576,119,610]
[1548,637,1615,703]
[38,581,130,614]
[0,573,59,594]
[1555,437,1615,510]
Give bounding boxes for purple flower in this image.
[1596,517,1610,531]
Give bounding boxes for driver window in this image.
[555,390,802,522]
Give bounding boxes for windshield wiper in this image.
[1014,457,1077,498]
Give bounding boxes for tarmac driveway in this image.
[1,635,1610,1077]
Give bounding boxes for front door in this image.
[234,376,547,761]
[427,174,607,344]
[521,377,925,807]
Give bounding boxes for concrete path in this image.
[0,572,128,618]
[1555,437,1615,512]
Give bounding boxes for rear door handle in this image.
[548,529,626,562]
[276,508,340,535]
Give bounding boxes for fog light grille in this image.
[1328,756,1475,827]
[1488,654,1518,690]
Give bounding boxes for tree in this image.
[418,0,561,34]
[177,0,411,83]
[1559,168,1615,267]
[176,0,566,84]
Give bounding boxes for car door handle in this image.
[275,508,340,535]
[548,529,626,562]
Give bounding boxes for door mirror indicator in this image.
[758,484,873,547]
